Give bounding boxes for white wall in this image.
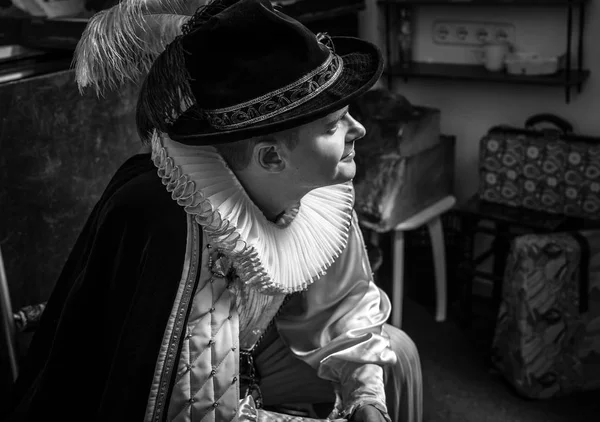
[359,1,600,201]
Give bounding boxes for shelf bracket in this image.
[577,2,586,94]
[564,2,573,103]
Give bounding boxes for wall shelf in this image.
[388,62,591,87]
[379,0,591,103]
[0,50,72,84]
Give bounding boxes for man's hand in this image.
[349,404,388,422]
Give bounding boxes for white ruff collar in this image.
[150,131,355,294]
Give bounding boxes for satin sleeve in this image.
[275,212,396,419]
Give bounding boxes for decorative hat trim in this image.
[200,35,344,131]
[150,130,355,294]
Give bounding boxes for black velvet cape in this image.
[8,153,200,421]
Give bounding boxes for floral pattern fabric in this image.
[478,130,600,219]
[491,231,600,399]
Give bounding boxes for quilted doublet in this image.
[167,243,240,422]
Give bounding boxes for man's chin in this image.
[335,162,356,184]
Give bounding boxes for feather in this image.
[136,38,198,141]
[134,0,242,141]
[73,0,210,94]
[74,0,241,142]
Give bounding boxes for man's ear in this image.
[255,142,285,172]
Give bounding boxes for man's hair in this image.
[215,129,299,171]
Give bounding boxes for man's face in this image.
[281,106,366,190]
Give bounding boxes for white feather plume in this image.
[74,0,209,94]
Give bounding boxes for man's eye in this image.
[327,122,339,134]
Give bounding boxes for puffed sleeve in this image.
[275,212,395,420]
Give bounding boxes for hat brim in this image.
[167,36,384,145]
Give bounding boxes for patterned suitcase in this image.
[478,114,600,220]
[491,230,600,399]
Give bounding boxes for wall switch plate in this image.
[432,20,516,46]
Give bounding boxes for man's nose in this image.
[346,113,366,141]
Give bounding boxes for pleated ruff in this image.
[150,130,355,295]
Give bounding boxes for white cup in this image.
[474,42,510,72]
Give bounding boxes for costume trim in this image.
[145,215,202,422]
[200,53,343,130]
[166,231,241,421]
[151,131,355,294]
[199,34,343,130]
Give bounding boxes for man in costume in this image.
[8,1,423,421]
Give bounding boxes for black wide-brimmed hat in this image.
[73,0,383,145]
[134,0,383,145]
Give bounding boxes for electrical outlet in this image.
[432,20,516,46]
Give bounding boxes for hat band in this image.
[199,52,344,131]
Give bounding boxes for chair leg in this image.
[392,230,405,328]
[427,216,447,322]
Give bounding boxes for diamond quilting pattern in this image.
[167,247,240,422]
